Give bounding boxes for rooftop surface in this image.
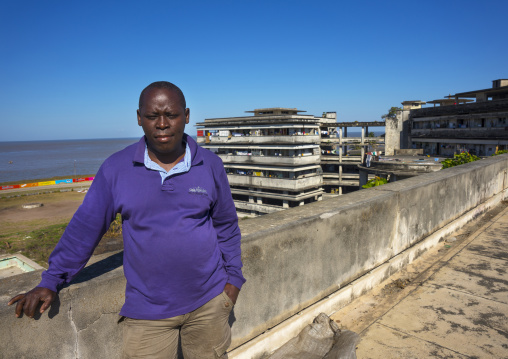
[331,201,508,358]
[245,108,306,113]
[451,84,508,98]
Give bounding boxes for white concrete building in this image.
[409,79,508,156]
[196,108,324,216]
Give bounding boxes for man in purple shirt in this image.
[8,81,245,358]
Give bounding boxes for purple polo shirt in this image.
[39,134,245,319]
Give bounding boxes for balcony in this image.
[321,155,362,164]
[226,174,322,191]
[234,201,284,214]
[218,154,320,166]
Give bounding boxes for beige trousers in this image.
[122,291,234,359]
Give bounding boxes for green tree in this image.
[362,176,388,189]
[368,132,375,137]
[381,107,401,120]
[441,152,480,169]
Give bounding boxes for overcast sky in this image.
[1,0,506,141]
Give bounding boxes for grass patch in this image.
[1,223,67,266]
[104,214,123,238]
[0,215,123,267]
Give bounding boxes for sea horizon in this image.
[0,132,382,184]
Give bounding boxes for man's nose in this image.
[156,116,170,129]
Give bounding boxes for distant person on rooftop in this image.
[8,81,245,358]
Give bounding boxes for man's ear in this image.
[137,110,142,126]
[185,108,190,124]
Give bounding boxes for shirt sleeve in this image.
[211,161,246,290]
[38,167,117,292]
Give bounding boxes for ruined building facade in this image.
[408,79,508,156]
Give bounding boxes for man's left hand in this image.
[224,283,240,305]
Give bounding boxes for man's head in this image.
[139,81,186,110]
[137,81,189,163]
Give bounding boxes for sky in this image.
[1,0,507,141]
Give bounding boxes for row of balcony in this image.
[197,135,321,145]
[412,98,508,118]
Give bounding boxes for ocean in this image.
[0,138,140,184]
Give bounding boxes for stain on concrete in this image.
[452,267,508,295]
[472,312,508,329]
[466,299,480,307]
[448,321,488,335]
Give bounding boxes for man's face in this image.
[137,88,189,159]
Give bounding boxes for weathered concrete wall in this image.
[1,154,507,358]
[385,109,411,156]
[0,253,125,358]
[394,149,423,155]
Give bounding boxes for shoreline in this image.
[0,174,96,187]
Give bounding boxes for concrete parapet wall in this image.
[1,155,507,358]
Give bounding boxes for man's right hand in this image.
[8,287,56,318]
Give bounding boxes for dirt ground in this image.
[0,192,86,235]
[0,190,123,264]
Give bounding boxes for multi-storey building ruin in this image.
[408,79,508,156]
[196,108,324,216]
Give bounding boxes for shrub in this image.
[492,150,508,156]
[362,176,388,189]
[441,152,480,169]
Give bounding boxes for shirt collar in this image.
[143,140,191,183]
[133,133,203,166]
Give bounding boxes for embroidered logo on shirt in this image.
[189,186,208,196]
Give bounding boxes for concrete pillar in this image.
[361,127,365,145]
[339,165,343,182]
[283,200,289,209]
[257,188,262,204]
[299,201,304,206]
[338,127,343,163]
[317,195,323,201]
[249,196,254,203]
[338,187,342,195]
[359,169,368,189]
